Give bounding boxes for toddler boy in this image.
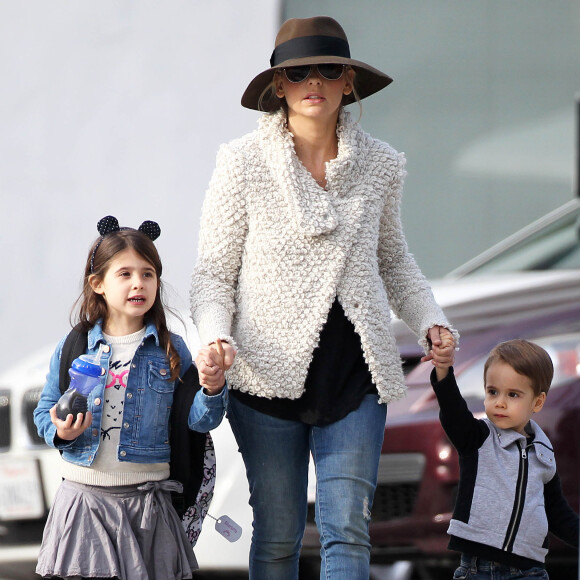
[429,333,579,579]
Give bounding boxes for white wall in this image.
[0,0,280,368]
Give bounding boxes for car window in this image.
[457,332,580,400]
[462,210,580,275]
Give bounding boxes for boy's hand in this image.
[421,326,455,381]
[430,327,455,381]
[50,405,92,441]
[421,325,454,362]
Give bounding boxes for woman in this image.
[191,16,457,580]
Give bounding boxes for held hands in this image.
[49,405,92,441]
[195,339,237,395]
[210,338,237,371]
[421,325,455,381]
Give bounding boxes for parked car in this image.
[300,198,580,578]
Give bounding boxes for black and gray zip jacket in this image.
[431,368,579,569]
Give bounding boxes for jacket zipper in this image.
[502,441,529,552]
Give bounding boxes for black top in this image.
[231,298,378,425]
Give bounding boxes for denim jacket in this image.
[34,320,227,466]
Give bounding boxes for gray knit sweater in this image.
[190,109,457,404]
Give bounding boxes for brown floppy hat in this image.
[241,16,393,112]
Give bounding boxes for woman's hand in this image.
[420,325,455,364]
[195,341,235,394]
[209,339,237,371]
[50,405,92,441]
[420,326,455,382]
[430,328,455,365]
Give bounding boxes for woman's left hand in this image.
[420,325,455,363]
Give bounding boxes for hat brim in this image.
[241,55,393,111]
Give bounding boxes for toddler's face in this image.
[483,362,545,435]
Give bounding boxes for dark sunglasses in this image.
[283,64,345,83]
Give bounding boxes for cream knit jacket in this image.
[191,109,457,404]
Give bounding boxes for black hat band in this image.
[270,35,351,67]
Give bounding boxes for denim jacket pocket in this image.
[140,360,175,448]
[148,361,174,393]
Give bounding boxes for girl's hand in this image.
[195,345,228,394]
[49,405,92,441]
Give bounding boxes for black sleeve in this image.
[430,367,489,455]
[545,471,579,548]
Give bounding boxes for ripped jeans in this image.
[227,394,387,580]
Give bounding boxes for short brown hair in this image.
[484,339,553,396]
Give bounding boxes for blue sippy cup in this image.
[56,354,102,421]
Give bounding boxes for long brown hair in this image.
[72,229,181,380]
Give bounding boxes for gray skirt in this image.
[36,480,198,580]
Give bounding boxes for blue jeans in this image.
[227,394,387,580]
[454,554,549,579]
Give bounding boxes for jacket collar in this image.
[487,418,553,451]
[87,319,159,349]
[258,109,363,236]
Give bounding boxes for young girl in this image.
[191,16,457,580]
[34,215,227,580]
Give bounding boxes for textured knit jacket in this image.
[190,109,458,404]
[431,368,579,567]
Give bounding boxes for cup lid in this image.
[71,354,102,377]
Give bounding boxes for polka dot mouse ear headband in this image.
[90,215,161,273]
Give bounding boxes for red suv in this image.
[301,200,580,578]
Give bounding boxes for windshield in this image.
[449,205,580,277]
